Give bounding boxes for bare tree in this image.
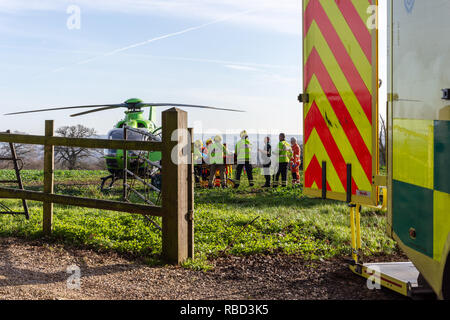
[55,125,99,170]
[0,131,41,169]
[379,116,387,168]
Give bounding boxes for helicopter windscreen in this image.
[105,128,146,156]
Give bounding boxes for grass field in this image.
[0,169,398,269]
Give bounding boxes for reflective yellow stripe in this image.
[307,75,372,191]
[278,141,291,163]
[236,139,251,161]
[210,142,224,164]
[319,0,372,92]
[304,21,372,149]
[352,0,374,32]
[194,149,202,162]
[304,0,311,11]
[434,191,450,261]
[304,129,345,192]
[393,119,434,190]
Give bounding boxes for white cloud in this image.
[225,64,262,72]
[127,54,297,71]
[224,64,299,86]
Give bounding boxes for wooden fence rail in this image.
[0,132,162,151]
[0,108,193,264]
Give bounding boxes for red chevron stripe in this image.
[305,48,372,183]
[305,155,331,190]
[304,0,372,124]
[334,0,372,62]
[305,101,359,193]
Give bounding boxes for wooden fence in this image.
[0,108,194,265]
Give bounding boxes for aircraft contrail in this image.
[125,54,297,71]
[52,8,259,72]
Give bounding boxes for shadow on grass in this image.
[0,237,167,288]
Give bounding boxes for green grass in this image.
[0,169,398,269]
[0,169,108,184]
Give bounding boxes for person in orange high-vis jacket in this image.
[290,137,301,185]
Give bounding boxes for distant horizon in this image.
[198,131,301,135]
[95,131,302,137]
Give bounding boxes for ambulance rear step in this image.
[350,261,436,298]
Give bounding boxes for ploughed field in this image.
[0,170,406,300]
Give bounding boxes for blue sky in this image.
[0,0,387,136]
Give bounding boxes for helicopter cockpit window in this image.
[109,130,122,140]
[105,128,146,157]
[108,129,146,141]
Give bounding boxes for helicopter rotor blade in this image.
[5,102,245,117]
[4,104,125,116]
[70,105,124,117]
[141,103,245,113]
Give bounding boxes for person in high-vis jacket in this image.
[273,133,292,187]
[290,137,301,186]
[193,140,204,187]
[258,136,272,188]
[208,135,226,188]
[204,138,213,163]
[233,130,254,188]
[194,140,209,187]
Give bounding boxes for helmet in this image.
[214,135,222,142]
[206,138,213,145]
[194,140,203,147]
[240,130,248,139]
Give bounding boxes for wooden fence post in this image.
[187,127,194,259]
[43,120,54,235]
[123,126,128,201]
[161,108,189,264]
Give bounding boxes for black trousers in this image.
[274,162,288,186]
[235,162,254,185]
[264,174,271,187]
[194,165,202,184]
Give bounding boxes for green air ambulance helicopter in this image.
[6,98,243,191]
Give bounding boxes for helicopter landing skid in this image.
[100,174,119,192]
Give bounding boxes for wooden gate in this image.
[0,108,194,265]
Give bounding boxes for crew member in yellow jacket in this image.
[208,135,226,188]
[273,133,292,187]
[233,130,254,188]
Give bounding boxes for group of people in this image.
[258,133,302,188]
[193,131,302,189]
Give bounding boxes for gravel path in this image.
[0,237,407,300]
